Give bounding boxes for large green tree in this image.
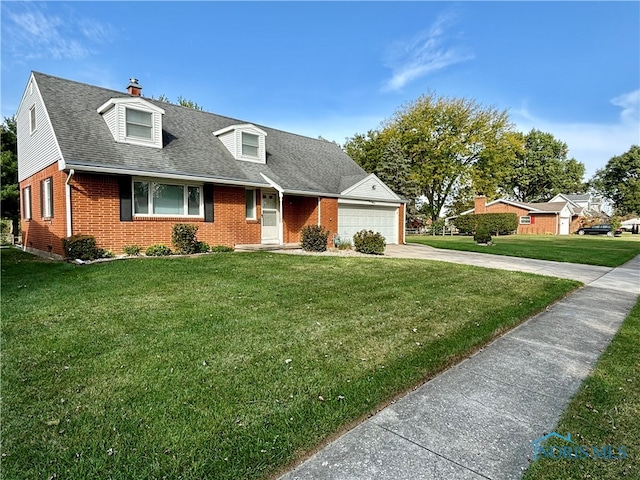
[345,93,514,223]
[1,116,20,235]
[590,145,640,216]
[500,129,586,202]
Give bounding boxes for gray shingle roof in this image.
[34,72,369,195]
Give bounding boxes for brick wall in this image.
[19,162,68,256]
[482,202,558,234]
[319,197,338,246]
[69,173,262,253]
[283,195,318,243]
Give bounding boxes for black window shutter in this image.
[119,175,133,221]
[203,183,214,222]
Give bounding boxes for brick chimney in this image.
[127,78,142,96]
[474,195,487,214]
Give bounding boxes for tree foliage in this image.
[1,116,19,231]
[345,92,514,223]
[500,129,586,202]
[153,94,204,111]
[590,145,640,216]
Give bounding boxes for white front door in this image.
[261,192,280,244]
[560,217,570,235]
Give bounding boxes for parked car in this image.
[576,224,622,236]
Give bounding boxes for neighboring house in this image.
[460,196,584,235]
[17,72,405,258]
[548,193,605,217]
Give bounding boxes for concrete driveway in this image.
[383,243,612,284]
[279,248,640,480]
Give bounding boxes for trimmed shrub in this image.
[62,234,101,260]
[171,223,199,254]
[474,226,492,244]
[211,245,234,253]
[454,213,517,235]
[145,244,172,256]
[301,225,329,252]
[123,245,142,256]
[196,241,210,253]
[353,230,386,255]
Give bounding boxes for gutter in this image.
[65,169,74,237]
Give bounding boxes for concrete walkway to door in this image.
[278,247,640,480]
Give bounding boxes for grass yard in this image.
[1,248,579,480]
[522,298,640,480]
[407,233,640,267]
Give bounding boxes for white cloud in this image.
[382,11,473,92]
[3,4,115,60]
[512,90,640,178]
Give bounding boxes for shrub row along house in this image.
[462,194,604,235]
[17,72,405,258]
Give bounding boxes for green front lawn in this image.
[522,298,640,479]
[407,234,640,267]
[1,249,579,479]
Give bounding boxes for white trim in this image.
[213,123,267,137]
[260,173,284,193]
[63,163,269,188]
[29,105,37,134]
[22,186,32,220]
[41,177,53,218]
[340,173,400,200]
[519,215,531,225]
[97,97,165,115]
[338,198,402,207]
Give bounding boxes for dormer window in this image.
[126,108,153,140]
[242,132,259,158]
[214,123,267,164]
[97,98,165,149]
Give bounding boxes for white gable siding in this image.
[218,131,236,157]
[17,76,63,181]
[102,105,117,139]
[342,175,399,201]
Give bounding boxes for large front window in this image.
[134,180,202,216]
[126,108,153,140]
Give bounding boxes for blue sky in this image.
[2,1,638,178]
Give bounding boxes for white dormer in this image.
[97,98,165,149]
[213,123,267,164]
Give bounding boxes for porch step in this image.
[234,243,301,252]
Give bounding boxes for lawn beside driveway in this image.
[1,248,579,480]
[407,234,640,267]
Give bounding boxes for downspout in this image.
[317,197,321,226]
[65,169,75,237]
[278,191,284,246]
[403,203,407,244]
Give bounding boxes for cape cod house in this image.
[17,72,405,258]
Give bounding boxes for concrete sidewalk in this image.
[279,253,640,480]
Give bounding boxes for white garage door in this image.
[338,204,398,244]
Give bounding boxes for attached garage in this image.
[338,202,400,244]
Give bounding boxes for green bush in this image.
[171,223,199,254]
[211,245,234,253]
[301,225,329,252]
[474,226,492,244]
[454,213,517,235]
[62,234,101,260]
[122,245,142,256]
[196,241,210,253]
[145,244,172,256]
[353,230,386,255]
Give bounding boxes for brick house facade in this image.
[18,72,405,258]
[468,196,583,235]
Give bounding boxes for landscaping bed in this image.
[1,248,579,479]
